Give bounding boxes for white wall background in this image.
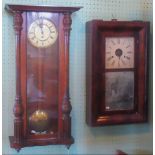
[2,0,153,154]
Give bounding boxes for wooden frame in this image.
[5,4,81,151]
[86,20,150,126]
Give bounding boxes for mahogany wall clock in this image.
[5,4,81,151]
[86,20,149,126]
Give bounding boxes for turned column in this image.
[62,12,72,142]
[13,11,23,152]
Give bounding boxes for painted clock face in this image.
[105,37,134,69]
[28,18,58,48]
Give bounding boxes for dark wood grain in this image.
[62,13,73,148]
[86,20,150,126]
[5,5,81,151]
[12,11,23,152]
[5,4,82,13]
[116,150,128,155]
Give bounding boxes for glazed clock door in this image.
[5,4,81,151]
[105,37,135,111]
[27,12,59,136]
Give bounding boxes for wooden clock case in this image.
[5,4,81,151]
[86,20,150,126]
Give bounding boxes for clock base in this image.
[9,136,74,152]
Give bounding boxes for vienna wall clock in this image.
[5,4,81,151]
[86,20,149,126]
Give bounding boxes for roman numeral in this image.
[121,59,126,65]
[31,36,36,40]
[107,56,113,61]
[117,38,120,44]
[106,52,111,54]
[127,51,132,54]
[124,56,130,60]
[111,60,115,66]
[126,45,130,49]
[111,40,115,45]
[50,30,56,33]
[29,32,34,35]
[36,40,38,44]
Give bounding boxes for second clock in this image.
[86,20,149,126]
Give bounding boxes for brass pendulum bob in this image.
[29,49,49,133]
[29,109,49,133]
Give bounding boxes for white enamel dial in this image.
[28,18,58,48]
[105,37,134,69]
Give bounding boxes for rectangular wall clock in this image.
[86,20,150,126]
[5,4,81,151]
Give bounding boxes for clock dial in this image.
[28,18,58,48]
[105,37,134,69]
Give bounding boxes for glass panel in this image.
[26,12,59,135]
[105,71,134,111]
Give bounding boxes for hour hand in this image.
[38,18,43,29]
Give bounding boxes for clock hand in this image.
[41,27,44,36]
[38,18,44,38]
[39,25,44,38]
